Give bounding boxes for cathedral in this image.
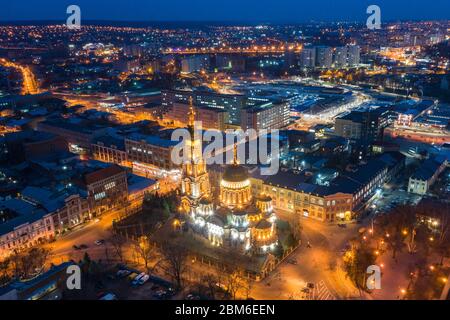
[180,98,278,254]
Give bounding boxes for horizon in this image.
[1,0,450,23]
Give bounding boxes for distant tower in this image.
[180,97,211,213]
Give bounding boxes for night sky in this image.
[1,0,449,22]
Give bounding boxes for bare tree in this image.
[9,247,50,280]
[434,204,450,265]
[201,273,219,299]
[377,205,416,259]
[133,236,157,273]
[110,233,126,263]
[225,270,245,300]
[0,259,11,285]
[162,245,188,290]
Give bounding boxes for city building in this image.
[241,100,290,131]
[335,106,394,143]
[0,262,75,300]
[91,135,129,166]
[347,45,361,66]
[0,198,55,259]
[181,55,210,73]
[3,130,68,163]
[82,165,128,216]
[162,89,247,125]
[20,186,90,235]
[408,156,448,195]
[125,133,179,176]
[299,46,316,68]
[37,120,108,155]
[167,102,229,130]
[333,46,348,68]
[315,46,333,68]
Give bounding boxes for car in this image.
[185,293,200,300]
[154,290,169,300]
[337,224,347,228]
[116,270,131,278]
[79,244,88,249]
[131,272,146,286]
[287,258,297,265]
[138,274,150,285]
[301,288,310,293]
[72,245,80,250]
[306,282,315,289]
[94,239,105,246]
[127,272,138,281]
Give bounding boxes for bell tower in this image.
[180,97,211,213]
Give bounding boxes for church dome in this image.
[222,164,249,183]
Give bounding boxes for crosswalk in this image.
[313,280,336,300]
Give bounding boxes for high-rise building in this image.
[315,46,333,68]
[299,46,316,68]
[334,106,394,144]
[181,55,210,73]
[167,102,229,130]
[347,45,361,66]
[162,89,247,125]
[241,100,290,131]
[333,46,348,68]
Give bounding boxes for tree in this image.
[0,259,11,285]
[162,245,188,290]
[225,270,242,300]
[133,236,157,273]
[289,216,302,243]
[343,242,377,293]
[201,273,220,299]
[377,205,416,259]
[110,233,126,263]
[9,247,50,280]
[432,203,450,265]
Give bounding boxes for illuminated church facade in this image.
[180,98,278,254]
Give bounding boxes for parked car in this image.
[185,293,200,300]
[73,245,80,250]
[154,290,169,300]
[138,274,150,285]
[132,273,146,286]
[116,270,131,278]
[127,272,138,281]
